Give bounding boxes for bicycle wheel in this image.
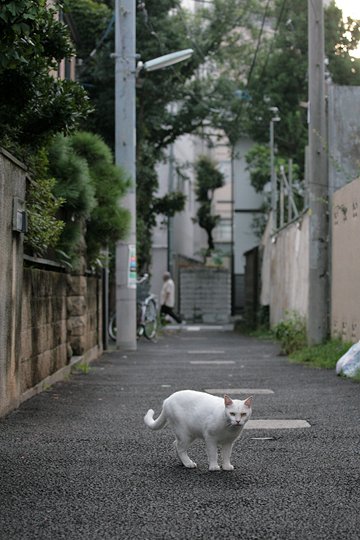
[108,313,117,341]
[143,299,157,340]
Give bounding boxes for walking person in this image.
[160,271,183,324]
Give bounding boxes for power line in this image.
[246,0,272,86]
[256,0,288,84]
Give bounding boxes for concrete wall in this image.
[19,269,102,399]
[0,149,103,417]
[261,212,310,326]
[233,137,264,275]
[0,148,27,417]
[331,178,360,342]
[179,267,231,323]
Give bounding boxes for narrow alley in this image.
[0,327,359,539]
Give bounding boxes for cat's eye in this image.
[230,412,236,416]
[241,413,246,417]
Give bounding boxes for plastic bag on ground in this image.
[336,341,360,378]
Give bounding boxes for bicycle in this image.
[108,274,158,341]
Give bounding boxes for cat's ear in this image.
[224,394,233,407]
[244,396,253,408]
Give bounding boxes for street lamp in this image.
[269,107,280,230]
[137,49,193,73]
[114,0,193,350]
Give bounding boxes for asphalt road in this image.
[0,327,359,539]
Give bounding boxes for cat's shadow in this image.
[171,463,255,485]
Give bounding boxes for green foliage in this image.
[63,0,110,60]
[325,2,360,85]
[289,339,353,370]
[66,0,262,271]
[68,131,131,263]
[245,144,271,193]
[72,362,91,374]
[245,143,303,234]
[66,0,360,272]
[24,147,65,257]
[272,311,307,355]
[49,134,96,216]
[0,0,92,155]
[246,0,360,173]
[47,131,130,267]
[25,176,65,257]
[195,156,225,199]
[194,155,225,253]
[47,133,96,267]
[153,192,186,217]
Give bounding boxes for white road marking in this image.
[187,350,225,354]
[205,388,274,395]
[189,360,235,365]
[245,419,311,429]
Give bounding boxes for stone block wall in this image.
[179,267,231,323]
[19,268,103,397]
[0,147,104,417]
[20,269,69,393]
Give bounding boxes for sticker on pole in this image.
[128,244,137,289]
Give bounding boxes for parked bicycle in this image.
[108,274,158,341]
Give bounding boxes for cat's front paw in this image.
[209,464,221,472]
[185,460,197,469]
[222,464,234,471]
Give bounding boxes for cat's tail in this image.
[144,407,167,430]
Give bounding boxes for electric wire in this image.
[256,0,288,84]
[246,0,271,86]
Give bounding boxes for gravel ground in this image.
[0,327,359,539]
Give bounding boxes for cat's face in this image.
[224,395,253,427]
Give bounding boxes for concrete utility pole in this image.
[307,0,328,344]
[115,0,137,350]
[113,1,192,350]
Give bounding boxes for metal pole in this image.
[280,169,284,227]
[167,142,174,275]
[102,247,109,351]
[115,0,137,350]
[270,120,276,230]
[288,158,293,223]
[307,0,328,344]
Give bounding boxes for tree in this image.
[47,132,130,269]
[68,131,131,264]
[0,0,92,158]
[66,0,262,271]
[194,155,225,255]
[245,0,360,170]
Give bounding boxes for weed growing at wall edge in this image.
[272,311,307,354]
[289,339,352,370]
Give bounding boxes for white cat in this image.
[144,390,253,471]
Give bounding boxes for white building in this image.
[151,129,264,314]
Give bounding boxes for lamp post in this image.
[269,107,280,230]
[114,0,193,350]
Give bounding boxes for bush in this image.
[272,311,307,354]
[25,176,65,257]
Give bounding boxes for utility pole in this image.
[307,0,328,344]
[115,0,137,350]
[113,1,192,349]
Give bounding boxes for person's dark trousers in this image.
[160,304,182,324]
